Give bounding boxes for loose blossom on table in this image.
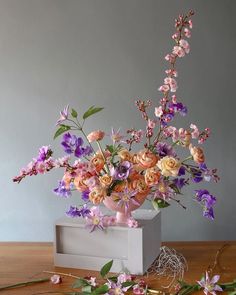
[13,10,220,232]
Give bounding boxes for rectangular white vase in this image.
[54,209,161,275]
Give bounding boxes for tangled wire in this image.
[147,246,188,289]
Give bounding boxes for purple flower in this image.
[173,178,186,189]
[66,204,91,218]
[81,190,90,201]
[37,146,52,162]
[116,188,139,214]
[195,189,217,220]
[156,142,177,157]
[61,133,92,158]
[53,180,72,198]
[199,163,220,182]
[85,206,105,232]
[190,167,203,183]
[178,166,186,176]
[111,161,132,180]
[168,102,187,116]
[56,105,69,125]
[197,272,223,295]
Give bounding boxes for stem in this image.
[181,156,193,163]
[96,141,110,174]
[0,278,49,291]
[43,270,80,280]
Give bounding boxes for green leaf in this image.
[93,285,109,295]
[106,145,114,153]
[152,198,170,209]
[121,281,136,288]
[83,106,104,120]
[54,125,71,139]
[107,276,118,283]
[100,260,113,278]
[71,108,78,118]
[82,285,92,293]
[72,278,90,288]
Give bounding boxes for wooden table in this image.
[0,242,235,294]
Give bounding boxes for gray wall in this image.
[1,0,235,241]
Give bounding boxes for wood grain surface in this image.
[0,241,235,294]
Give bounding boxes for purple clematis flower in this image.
[197,272,223,295]
[111,161,132,180]
[85,206,105,232]
[56,105,69,125]
[61,133,92,158]
[66,204,91,218]
[53,180,72,198]
[156,142,177,157]
[116,188,139,214]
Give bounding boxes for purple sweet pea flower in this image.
[111,161,132,180]
[197,272,223,295]
[190,167,203,183]
[195,189,217,220]
[37,146,52,162]
[156,142,177,157]
[178,166,186,176]
[81,190,90,201]
[66,204,91,218]
[168,102,187,116]
[173,178,186,189]
[53,180,72,198]
[61,133,92,158]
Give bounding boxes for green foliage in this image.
[93,284,109,295]
[72,278,90,288]
[71,108,78,118]
[54,125,71,139]
[100,260,113,278]
[121,281,136,288]
[152,198,170,209]
[83,106,104,120]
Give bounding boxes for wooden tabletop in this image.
[0,242,235,294]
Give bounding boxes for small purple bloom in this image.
[173,178,186,189]
[53,180,72,198]
[195,189,217,220]
[61,133,92,158]
[168,102,187,116]
[81,190,90,201]
[85,206,105,232]
[178,166,186,176]
[156,142,177,157]
[190,167,203,183]
[37,146,52,162]
[203,207,214,220]
[66,204,91,218]
[197,271,223,295]
[111,161,132,180]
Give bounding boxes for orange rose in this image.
[189,144,205,164]
[87,130,105,143]
[99,174,113,187]
[63,172,72,189]
[128,172,149,194]
[137,149,159,169]
[74,175,89,192]
[118,149,132,161]
[89,186,106,205]
[144,167,161,186]
[113,181,127,193]
[90,154,105,172]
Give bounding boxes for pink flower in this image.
[165,53,176,63]
[148,119,156,129]
[164,77,178,92]
[190,124,200,139]
[172,33,178,40]
[188,19,193,29]
[51,274,62,284]
[127,218,138,228]
[172,94,177,103]
[197,272,222,295]
[155,106,163,118]
[179,39,190,54]
[35,162,47,174]
[103,215,116,226]
[172,46,185,57]
[87,130,105,143]
[184,28,191,38]
[158,84,170,93]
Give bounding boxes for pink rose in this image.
[87,130,105,143]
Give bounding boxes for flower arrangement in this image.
[13,10,219,231]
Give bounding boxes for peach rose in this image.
[181,130,191,147]
[74,175,89,192]
[113,181,127,193]
[128,171,149,194]
[157,156,181,177]
[118,149,132,161]
[145,167,161,186]
[63,172,72,189]
[87,130,105,143]
[137,149,159,169]
[90,154,105,172]
[99,174,113,187]
[89,186,107,205]
[189,144,205,164]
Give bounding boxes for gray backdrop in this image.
[0,0,235,241]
